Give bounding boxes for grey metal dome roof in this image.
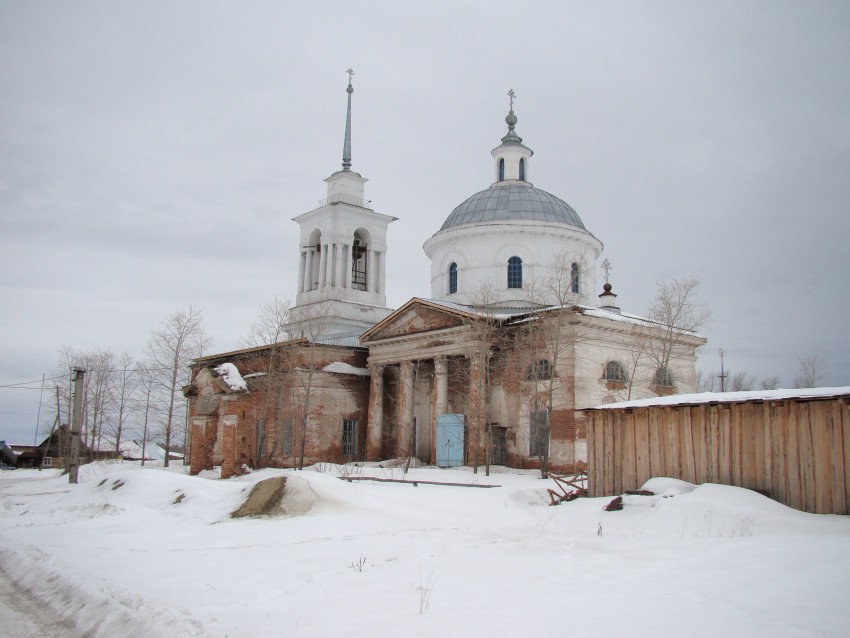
[440,183,586,231]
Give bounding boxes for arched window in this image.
[654,367,674,388]
[519,158,525,181]
[527,359,552,381]
[351,229,369,291]
[571,262,580,294]
[507,256,522,289]
[498,158,505,182]
[603,361,627,382]
[448,262,458,294]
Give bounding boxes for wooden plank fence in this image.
[585,396,850,514]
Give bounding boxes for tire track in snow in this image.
[0,566,81,638]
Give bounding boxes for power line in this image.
[0,374,65,389]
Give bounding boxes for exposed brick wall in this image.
[186,343,370,472]
[220,419,237,479]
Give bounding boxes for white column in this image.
[297,252,305,294]
[377,251,386,296]
[319,244,328,289]
[344,243,352,289]
[367,249,376,293]
[304,249,314,292]
[334,242,344,288]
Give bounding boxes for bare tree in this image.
[760,376,781,390]
[793,354,827,389]
[646,276,710,393]
[728,370,757,392]
[696,369,719,393]
[54,347,116,457]
[464,281,503,475]
[133,362,160,466]
[288,300,333,470]
[109,352,138,455]
[516,250,590,477]
[147,305,211,467]
[242,297,294,469]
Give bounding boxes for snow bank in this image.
[1,464,848,638]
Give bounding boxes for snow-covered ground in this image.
[1,462,848,637]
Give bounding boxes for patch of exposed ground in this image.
[231,477,288,518]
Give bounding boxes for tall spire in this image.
[342,68,354,170]
[502,88,522,144]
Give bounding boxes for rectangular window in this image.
[282,419,292,456]
[529,410,549,458]
[43,456,53,467]
[343,419,357,457]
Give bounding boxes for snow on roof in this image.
[322,362,371,376]
[587,386,850,410]
[118,440,165,461]
[214,363,248,391]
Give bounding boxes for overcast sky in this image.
[2,1,849,444]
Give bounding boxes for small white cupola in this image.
[490,89,534,184]
[598,282,621,314]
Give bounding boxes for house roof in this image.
[192,334,364,365]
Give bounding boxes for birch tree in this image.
[147,305,211,467]
[793,354,827,388]
[242,297,294,469]
[646,277,710,393]
[518,250,590,476]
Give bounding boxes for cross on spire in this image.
[347,68,354,85]
[507,88,515,111]
[602,258,612,284]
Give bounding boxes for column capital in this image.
[434,356,448,375]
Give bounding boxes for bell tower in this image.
[290,70,397,337]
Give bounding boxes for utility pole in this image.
[69,368,85,484]
[718,348,727,392]
[33,373,45,445]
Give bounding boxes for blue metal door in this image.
[436,414,464,468]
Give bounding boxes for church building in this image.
[184,78,705,478]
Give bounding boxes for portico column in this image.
[431,356,448,464]
[398,361,415,458]
[467,352,487,468]
[366,364,385,461]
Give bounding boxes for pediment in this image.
[362,300,469,342]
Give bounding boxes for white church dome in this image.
[440,182,587,231]
[423,96,603,307]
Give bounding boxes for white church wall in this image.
[424,220,602,306]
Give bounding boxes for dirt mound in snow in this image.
[231,475,316,518]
